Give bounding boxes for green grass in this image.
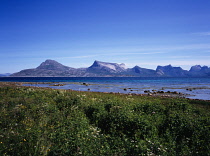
[0,86,210,156]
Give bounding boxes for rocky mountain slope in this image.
[189,65,210,77]
[156,65,189,77]
[11,60,85,77]
[10,59,210,77]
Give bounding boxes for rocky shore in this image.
[1,82,209,102]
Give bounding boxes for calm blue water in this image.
[1,77,210,100]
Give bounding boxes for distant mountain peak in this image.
[156,64,186,77]
[91,60,102,66]
[36,59,70,70]
[40,59,59,65]
[89,60,126,71]
[45,59,55,62]
[190,65,202,72]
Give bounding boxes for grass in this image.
[0,83,210,156]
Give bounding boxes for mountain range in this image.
[10,59,210,77]
[0,73,11,77]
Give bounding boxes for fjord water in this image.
[1,77,210,100]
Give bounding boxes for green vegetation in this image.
[0,85,210,156]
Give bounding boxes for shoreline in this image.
[1,81,210,102]
[1,81,210,155]
[22,81,210,101]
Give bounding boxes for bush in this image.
[0,86,210,155]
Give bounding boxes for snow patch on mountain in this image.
[99,62,117,71]
[89,60,127,72]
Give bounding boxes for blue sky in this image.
[1,0,210,73]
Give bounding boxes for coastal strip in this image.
[0,81,209,102]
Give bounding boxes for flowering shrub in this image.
[0,86,209,155]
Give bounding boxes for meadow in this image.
[0,83,210,155]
